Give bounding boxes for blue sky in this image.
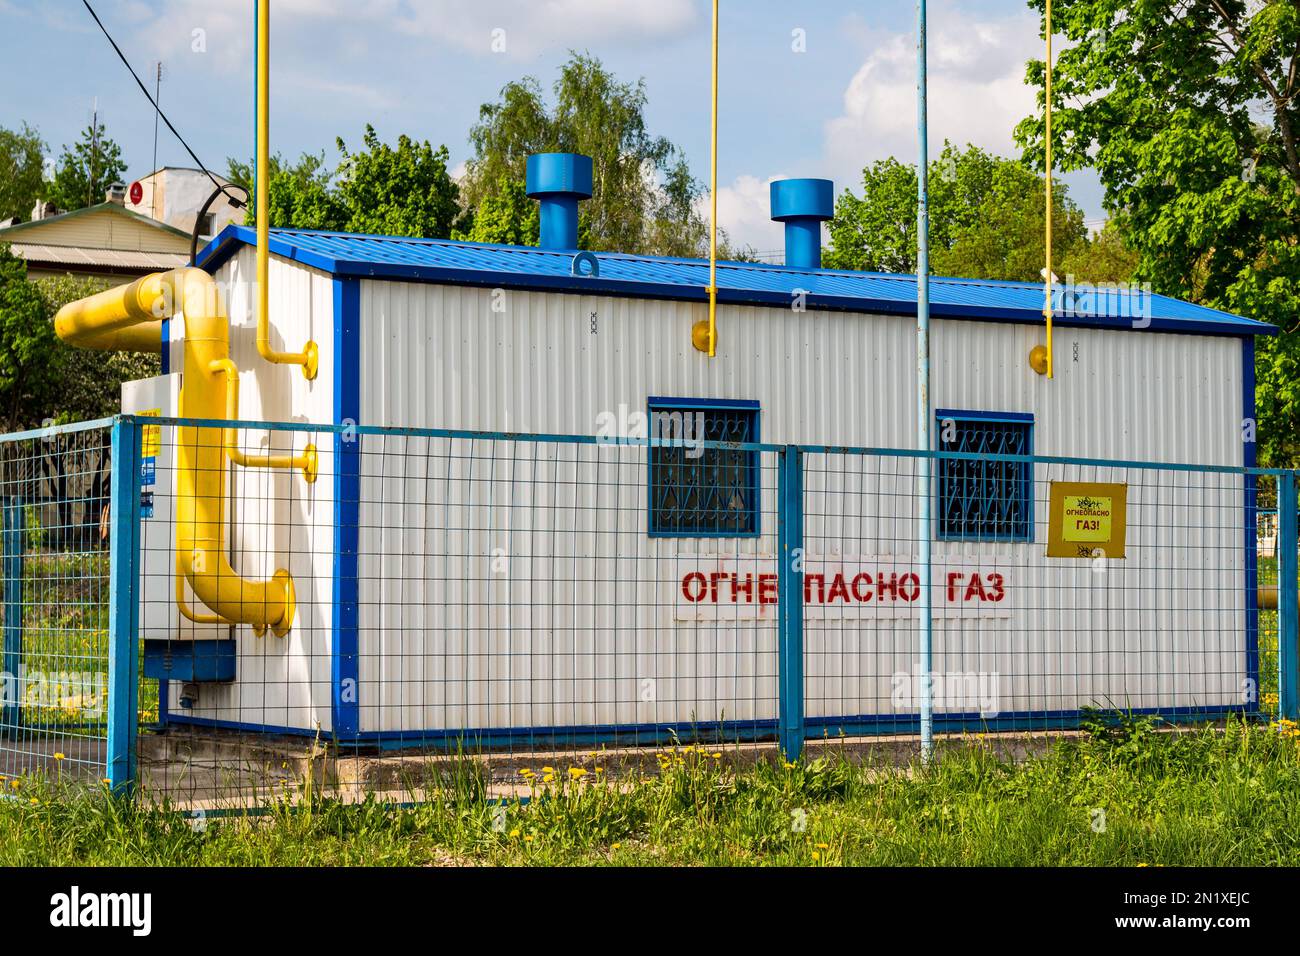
[0,0,1104,252]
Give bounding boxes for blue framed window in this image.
[935,409,1033,543]
[648,398,760,537]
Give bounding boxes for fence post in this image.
[107,417,141,796]
[1279,472,1298,722]
[1,497,23,736]
[777,445,804,761]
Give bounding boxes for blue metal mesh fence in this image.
[0,419,117,794]
[0,414,1295,809]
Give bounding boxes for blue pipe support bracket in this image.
[526,153,594,251]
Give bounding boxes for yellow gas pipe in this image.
[1030,0,1055,378]
[692,0,720,355]
[55,268,298,636]
[210,359,318,481]
[255,0,317,380]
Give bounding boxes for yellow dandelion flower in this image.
[509,828,520,838]
[524,835,534,842]
[568,768,588,779]
[9,779,18,789]
[710,752,722,759]
[611,842,621,850]
[811,851,820,861]
[53,753,65,761]
[815,842,828,849]
[542,766,556,773]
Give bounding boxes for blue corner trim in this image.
[332,278,361,737]
[160,318,170,376]
[1243,338,1260,700]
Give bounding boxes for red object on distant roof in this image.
[129,181,143,205]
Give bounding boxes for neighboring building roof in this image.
[197,224,1276,338]
[7,242,188,272]
[0,203,193,279]
[0,201,191,243]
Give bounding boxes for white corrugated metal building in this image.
[131,159,1276,742]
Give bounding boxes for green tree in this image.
[0,245,63,430]
[825,141,1087,280]
[0,123,46,222]
[335,125,460,238]
[452,176,539,246]
[45,122,127,212]
[1014,0,1300,466]
[462,52,729,258]
[1057,220,1141,286]
[226,152,346,231]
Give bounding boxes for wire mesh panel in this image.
[0,420,116,793]
[135,418,779,808]
[802,447,1276,737]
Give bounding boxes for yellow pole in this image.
[256,0,318,379]
[1044,0,1054,379]
[707,0,719,357]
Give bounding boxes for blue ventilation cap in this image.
[525,153,594,250]
[525,153,594,199]
[770,178,834,269]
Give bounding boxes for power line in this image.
[80,0,244,209]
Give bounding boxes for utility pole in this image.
[151,61,164,217]
[89,98,99,208]
[916,0,934,763]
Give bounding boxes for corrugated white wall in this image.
[160,248,337,731]
[351,283,1249,734]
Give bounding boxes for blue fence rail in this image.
[1,413,1297,806]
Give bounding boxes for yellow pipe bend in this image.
[56,267,297,637]
[209,359,318,483]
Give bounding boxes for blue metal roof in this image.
[197,224,1275,337]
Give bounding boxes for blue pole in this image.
[916,0,934,760]
[1278,473,1298,721]
[777,446,805,761]
[107,418,142,796]
[1,498,23,736]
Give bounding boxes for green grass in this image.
[3,716,1299,866]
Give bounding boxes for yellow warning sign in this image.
[139,408,162,458]
[1047,481,1127,559]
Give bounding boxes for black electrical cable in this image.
[191,183,251,265]
[81,0,245,210]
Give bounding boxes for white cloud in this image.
[713,8,1041,255]
[823,8,1039,189]
[701,173,786,257]
[393,0,698,58]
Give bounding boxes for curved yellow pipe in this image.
[255,0,317,380]
[176,555,233,626]
[56,267,296,636]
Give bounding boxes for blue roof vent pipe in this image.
[770,178,834,269]
[525,153,594,251]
